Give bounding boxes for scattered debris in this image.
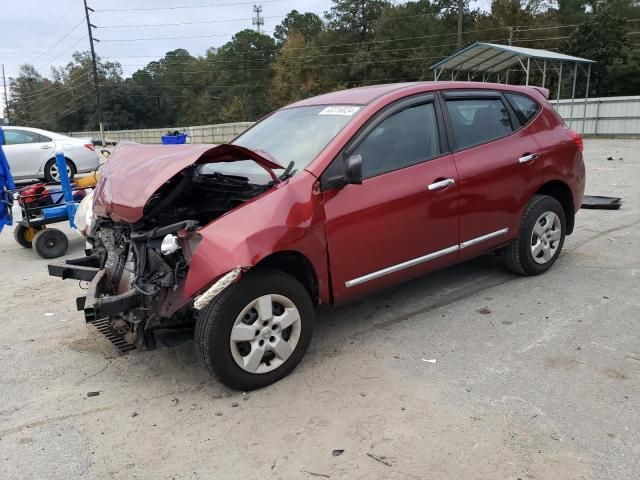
[86,391,100,397]
[421,358,437,364]
[502,320,513,325]
[231,402,239,408]
[332,449,344,457]
[581,195,622,210]
[131,412,138,417]
[242,393,250,401]
[367,453,392,467]
[215,412,223,416]
[393,355,400,359]
[551,433,561,441]
[44,313,55,317]
[301,470,330,478]
[607,156,614,161]
[360,393,366,397]
[476,307,491,315]
[401,407,406,411]
[170,398,179,407]
[576,346,582,351]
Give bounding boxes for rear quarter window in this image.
[505,93,540,125]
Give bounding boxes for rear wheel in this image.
[44,158,76,183]
[195,269,314,390]
[502,195,566,275]
[13,224,43,249]
[33,228,69,259]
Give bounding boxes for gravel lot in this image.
[1,139,638,480]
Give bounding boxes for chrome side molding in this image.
[344,228,509,288]
[345,245,459,288]
[460,228,509,249]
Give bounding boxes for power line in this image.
[95,0,287,13]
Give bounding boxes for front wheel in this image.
[502,195,566,276]
[195,269,314,390]
[33,228,69,259]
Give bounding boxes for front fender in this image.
[184,172,330,303]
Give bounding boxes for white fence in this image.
[69,96,640,141]
[69,122,254,144]
[554,95,640,136]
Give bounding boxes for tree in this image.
[563,0,629,94]
[274,10,324,44]
[325,0,392,39]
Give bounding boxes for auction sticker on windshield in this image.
[319,106,361,116]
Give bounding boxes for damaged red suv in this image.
[50,82,585,390]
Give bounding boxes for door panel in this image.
[323,155,459,302]
[445,97,544,259]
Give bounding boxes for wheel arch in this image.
[254,250,320,306]
[41,156,77,176]
[535,180,575,234]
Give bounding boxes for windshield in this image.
[232,105,362,173]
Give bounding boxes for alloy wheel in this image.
[229,294,301,374]
[530,211,562,264]
[49,163,72,182]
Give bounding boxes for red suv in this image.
[50,82,585,390]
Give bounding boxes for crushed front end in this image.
[49,219,200,350]
[48,143,282,351]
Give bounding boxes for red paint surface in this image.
[96,82,584,306]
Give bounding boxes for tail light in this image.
[84,143,95,151]
[567,128,583,153]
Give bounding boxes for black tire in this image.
[195,269,315,390]
[33,228,69,259]
[502,194,566,276]
[13,223,42,249]
[44,158,76,183]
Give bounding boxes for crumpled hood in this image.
[93,143,283,223]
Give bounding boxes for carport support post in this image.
[55,151,76,229]
[526,57,530,85]
[542,60,547,88]
[582,63,592,134]
[556,63,563,108]
[569,62,578,128]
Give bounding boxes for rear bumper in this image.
[48,257,143,322]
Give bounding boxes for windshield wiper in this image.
[278,161,297,181]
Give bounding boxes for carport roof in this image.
[431,42,595,74]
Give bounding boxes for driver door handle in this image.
[518,153,539,164]
[427,178,455,191]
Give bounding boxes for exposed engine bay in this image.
[50,159,281,351]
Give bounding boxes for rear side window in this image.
[506,93,540,124]
[352,102,440,178]
[3,130,41,145]
[445,98,513,150]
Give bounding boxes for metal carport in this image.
[431,43,595,128]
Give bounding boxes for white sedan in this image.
[2,126,100,182]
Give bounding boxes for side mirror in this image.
[344,154,363,185]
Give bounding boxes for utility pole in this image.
[252,5,264,34]
[83,0,104,145]
[2,64,9,124]
[457,0,464,49]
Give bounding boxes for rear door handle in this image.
[427,178,455,191]
[40,145,53,149]
[518,153,538,164]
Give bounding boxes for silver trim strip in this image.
[460,228,509,249]
[344,227,510,288]
[344,245,459,288]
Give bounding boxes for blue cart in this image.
[13,152,85,259]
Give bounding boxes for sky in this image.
[0,0,491,117]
